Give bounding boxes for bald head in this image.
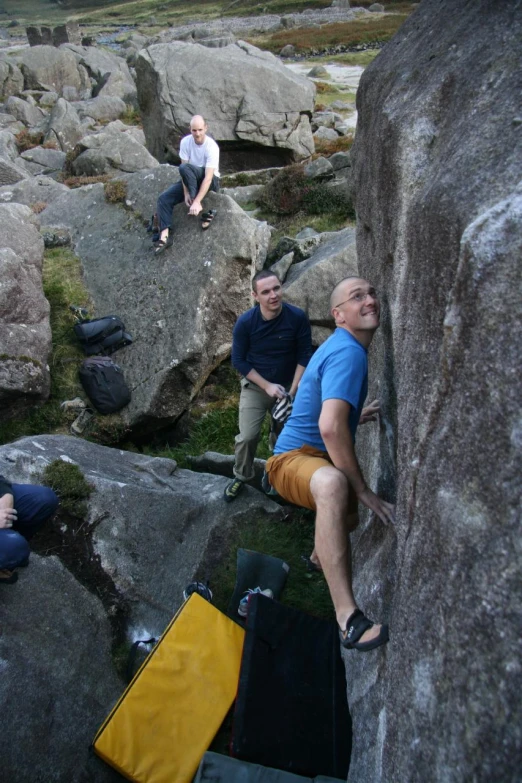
[190,115,206,129]
[189,115,208,145]
[330,277,364,312]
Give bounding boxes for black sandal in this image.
[300,554,322,573]
[201,209,216,230]
[154,234,174,255]
[340,609,389,652]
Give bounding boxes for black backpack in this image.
[74,315,132,356]
[79,356,131,414]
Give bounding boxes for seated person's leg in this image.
[0,529,30,570]
[156,181,185,233]
[11,484,59,540]
[266,447,332,511]
[179,164,206,200]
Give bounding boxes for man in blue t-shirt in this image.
[224,270,312,502]
[266,277,395,653]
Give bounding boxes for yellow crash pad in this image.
[93,593,245,783]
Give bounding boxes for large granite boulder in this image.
[13,45,91,98]
[0,552,123,782]
[0,154,30,186]
[0,203,52,418]
[73,124,159,174]
[43,97,84,152]
[19,144,66,176]
[63,44,137,102]
[0,128,19,162]
[136,41,315,170]
[26,21,81,47]
[0,435,283,636]
[0,173,69,207]
[0,112,25,134]
[38,175,270,437]
[348,1,522,781]
[5,94,46,127]
[0,56,24,100]
[71,95,127,122]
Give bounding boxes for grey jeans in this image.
[233,379,278,482]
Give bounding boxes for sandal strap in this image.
[343,609,373,644]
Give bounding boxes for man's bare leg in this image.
[310,465,382,646]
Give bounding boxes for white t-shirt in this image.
[179,135,220,178]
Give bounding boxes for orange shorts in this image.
[266,445,359,531]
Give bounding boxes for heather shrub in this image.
[257,164,307,215]
[257,163,353,217]
[62,175,111,188]
[104,179,128,203]
[15,129,44,153]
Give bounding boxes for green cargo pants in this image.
[233,379,280,483]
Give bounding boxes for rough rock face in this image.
[38,173,270,436]
[0,203,52,418]
[348,2,522,781]
[1,436,283,636]
[0,553,122,783]
[136,41,315,170]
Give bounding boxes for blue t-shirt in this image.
[274,328,368,454]
[231,302,312,388]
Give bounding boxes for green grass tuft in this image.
[41,459,94,517]
[209,511,334,622]
[0,248,89,445]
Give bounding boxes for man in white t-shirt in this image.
[154,115,220,254]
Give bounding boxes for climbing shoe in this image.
[223,478,245,503]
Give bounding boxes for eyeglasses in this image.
[333,288,378,308]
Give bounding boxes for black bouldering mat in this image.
[194,751,345,782]
[227,548,289,623]
[231,594,351,779]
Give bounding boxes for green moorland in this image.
[2,0,414,50]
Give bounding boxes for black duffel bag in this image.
[74,315,132,356]
[79,356,131,414]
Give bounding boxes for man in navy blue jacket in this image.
[224,270,312,502]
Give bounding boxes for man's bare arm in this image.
[319,398,395,525]
[188,167,215,215]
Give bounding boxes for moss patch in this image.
[41,459,94,516]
